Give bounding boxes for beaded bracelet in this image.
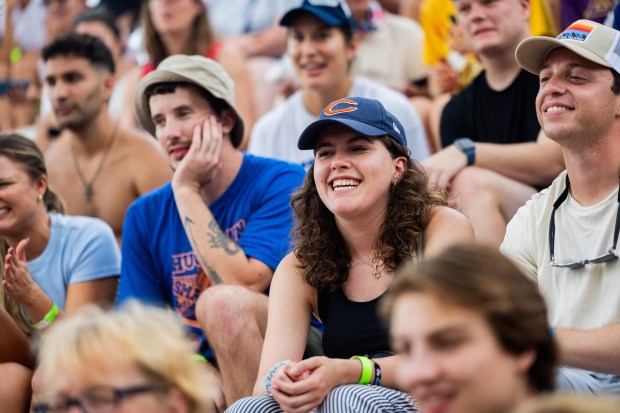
[351,355,373,385]
[31,302,59,330]
[373,360,382,385]
[265,359,291,396]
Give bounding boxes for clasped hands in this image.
[269,356,346,413]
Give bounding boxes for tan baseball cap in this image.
[516,19,620,76]
[134,54,244,147]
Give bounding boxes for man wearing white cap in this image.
[502,20,620,394]
[119,54,305,406]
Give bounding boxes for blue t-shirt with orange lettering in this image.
[119,153,305,358]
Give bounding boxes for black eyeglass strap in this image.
[549,175,571,262]
[550,175,620,262]
[612,179,620,250]
[553,175,571,208]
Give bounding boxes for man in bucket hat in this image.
[119,54,305,406]
[502,20,620,394]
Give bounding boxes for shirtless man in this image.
[42,33,171,244]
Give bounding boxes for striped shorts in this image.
[226,384,418,412]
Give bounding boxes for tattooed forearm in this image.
[183,216,223,284]
[207,219,241,256]
[201,259,223,285]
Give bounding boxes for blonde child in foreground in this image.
[33,302,219,413]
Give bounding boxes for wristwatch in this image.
[454,138,476,166]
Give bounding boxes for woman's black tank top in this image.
[317,287,390,359]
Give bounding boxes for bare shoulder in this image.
[273,252,302,284]
[117,128,157,146]
[115,128,171,192]
[271,251,317,314]
[44,135,75,181]
[424,206,475,257]
[273,253,314,295]
[44,133,71,161]
[428,205,471,224]
[115,129,167,160]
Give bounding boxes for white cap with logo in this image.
[516,19,620,75]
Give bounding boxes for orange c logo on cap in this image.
[324,98,358,116]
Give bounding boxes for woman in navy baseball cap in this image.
[247,0,430,169]
[229,97,473,413]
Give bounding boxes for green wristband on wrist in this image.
[31,302,59,330]
[352,355,373,385]
[192,354,209,364]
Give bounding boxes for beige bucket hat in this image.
[135,55,244,147]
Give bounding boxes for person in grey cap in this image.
[118,54,305,407]
[502,19,620,395]
[227,97,472,413]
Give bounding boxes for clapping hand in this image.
[3,238,40,305]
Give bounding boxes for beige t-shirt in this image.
[352,12,426,90]
[501,170,620,330]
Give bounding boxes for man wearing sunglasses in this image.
[502,20,620,395]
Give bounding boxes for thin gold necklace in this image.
[70,123,119,202]
[347,245,382,280]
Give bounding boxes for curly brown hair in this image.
[291,137,447,291]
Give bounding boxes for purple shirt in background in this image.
[561,0,613,31]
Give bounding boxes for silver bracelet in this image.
[264,359,291,396]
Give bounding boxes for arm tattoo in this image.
[183,216,223,284]
[207,219,241,256]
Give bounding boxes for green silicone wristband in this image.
[192,354,209,364]
[31,302,59,330]
[352,355,373,385]
[10,47,22,65]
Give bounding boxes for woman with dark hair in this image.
[228,97,473,413]
[123,0,256,146]
[0,133,120,412]
[382,243,558,413]
[249,0,430,169]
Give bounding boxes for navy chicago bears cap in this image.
[280,0,353,28]
[297,97,408,150]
